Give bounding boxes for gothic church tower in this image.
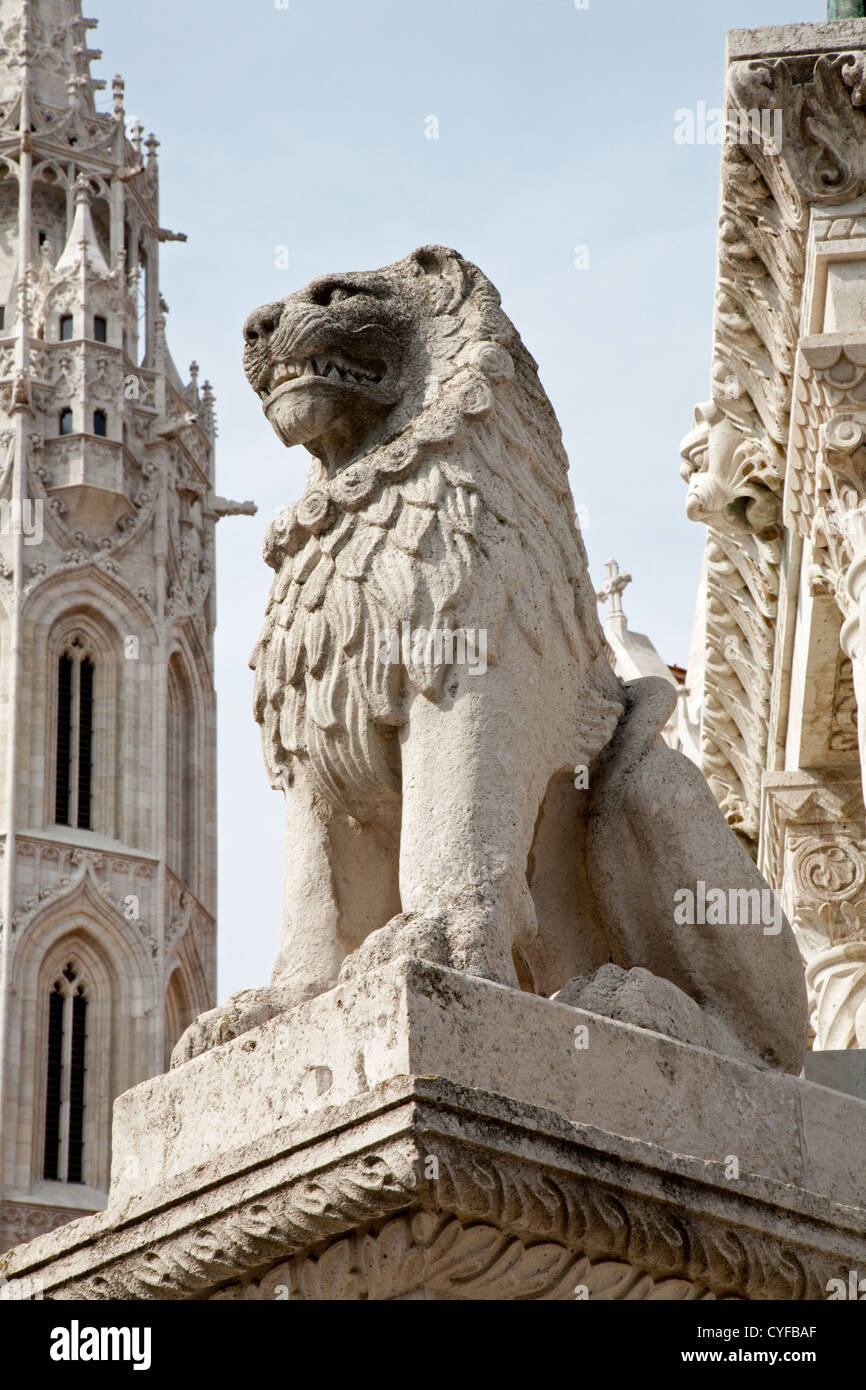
[0,0,252,1252]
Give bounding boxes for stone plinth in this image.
[3,958,866,1301]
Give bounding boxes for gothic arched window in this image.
[59,408,73,435]
[59,314,73,342]
[167,654,197,891]
[93,315,107,343]
[93,409,107,437]
[164,968,195,1072]
[42,962,89,1184]
[55,640,94,830]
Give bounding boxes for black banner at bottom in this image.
[0,1294,859,1377]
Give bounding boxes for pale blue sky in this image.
[91,0,825,998]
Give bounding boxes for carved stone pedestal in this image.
[4,958,866,1301]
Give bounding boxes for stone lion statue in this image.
[173,245,807,1074]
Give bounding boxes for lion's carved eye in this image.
[311,280,359,307]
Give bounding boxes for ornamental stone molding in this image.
[212,1216,722,1303]
[4,961,866,1302]
[0,1200,87,1255]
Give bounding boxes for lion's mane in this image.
[251,249,621,817]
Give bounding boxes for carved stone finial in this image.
[112,74,125,118]
[72,172,91,206]
[200,380,216,436]
[596,557,632,620]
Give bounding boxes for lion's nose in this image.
[244,302,282,345]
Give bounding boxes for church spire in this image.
[0,0,253,1254]
[54,172,110,277]
[0,1,105,111]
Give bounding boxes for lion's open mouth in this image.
[258,353,385,404]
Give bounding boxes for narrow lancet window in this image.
[55,643,95,830]
[42,964,88,1185]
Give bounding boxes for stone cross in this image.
[828,1,866,18]
[596,557,632,620]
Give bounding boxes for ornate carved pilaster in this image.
[762,772,866,1048]
[786,344,866,810]
[682,30,866,850]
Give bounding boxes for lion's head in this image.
[244,246,618,815]
[243,258,413,468]
[243,247,491,467]
[242,244,550,477]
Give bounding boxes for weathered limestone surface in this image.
[3,958,865,1302]
[804,1047,866,1100]
[728,20,866,59]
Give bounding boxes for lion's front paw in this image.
[338,913,452,985]
[338,907,519,990]
[170,987,287,1068]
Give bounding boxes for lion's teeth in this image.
[272,354,381,387]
